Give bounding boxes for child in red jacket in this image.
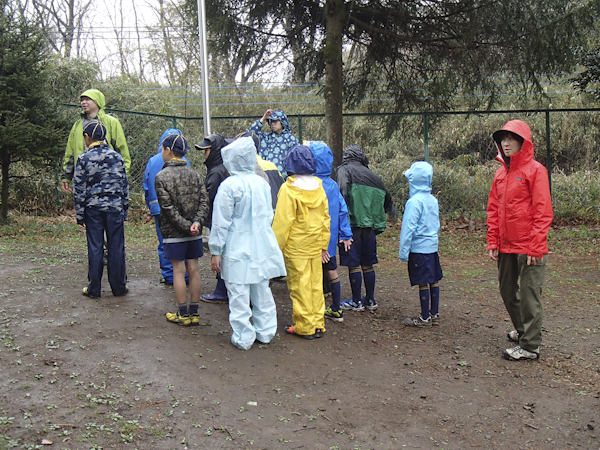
[486,119,553,361]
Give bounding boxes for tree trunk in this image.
[1,149,10,220]
[324,0,345,167]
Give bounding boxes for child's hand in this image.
[211,255,221,273]
[527,255,538,266]
[321,250,330,264]
[340,239,353,252]
[488,249,498,261]
[190,222,200,236]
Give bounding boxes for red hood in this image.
[493,119,534,170]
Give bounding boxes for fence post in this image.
[545,110,552,193]
[424,113,430,162]
[298,116,303,143]
[172,117,177,129]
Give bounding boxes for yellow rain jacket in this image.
[272,176,330,335]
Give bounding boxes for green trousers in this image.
[497,253,548,352]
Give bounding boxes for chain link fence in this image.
[50,106,600,221]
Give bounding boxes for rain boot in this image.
[201,277,228,304]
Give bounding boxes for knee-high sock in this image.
[430,282,440,316]
[330,277,341,311]
[363,267,376,301]
[419,285,430,320]
[349,267,362,302]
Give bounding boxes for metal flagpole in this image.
[197,0,211,136]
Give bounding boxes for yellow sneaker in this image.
[189,313,200,325]
[166,311,191,326]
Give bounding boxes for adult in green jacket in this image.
[62,89,131,193]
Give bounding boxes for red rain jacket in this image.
[486,120,553,258]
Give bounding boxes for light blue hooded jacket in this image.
[143,129,189,216]
[310,142,353,257]
[208,136,286,284]
[399,161,440,261]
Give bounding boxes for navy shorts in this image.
[323,255,338,271]
[407,252,443,286]
[339,227,378,267]
[164,239,203,261]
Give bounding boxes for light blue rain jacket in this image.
[310,142,353,257]
[143,129,189,216]
[399,161,440,261]
[208,136,286,284]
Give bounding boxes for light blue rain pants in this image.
[226,279,277,350]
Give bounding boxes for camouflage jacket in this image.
[73,142,129,225]
[155,159,209,241]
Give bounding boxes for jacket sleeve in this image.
[249,120,268,138]
[143,160,161,216]
[384,189,398,219]
[73,156,86,225]
[336,167,350,201]
[208,185,233,256]
[320,193,331,251]
[108,117,131,176]
[193,179,209,228]
[122,164,129,222]
[399,198,420,262]
[272,185,295,252]
[528,167,553,258]
[486,175,500,251]
[62,123,79,182]
[156,176,193,233]
[338,192,353,241]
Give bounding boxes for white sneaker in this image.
[507,330,519,342]
[503,345,539,361]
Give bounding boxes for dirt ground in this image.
[1,219,600,450]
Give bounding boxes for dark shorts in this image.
[339,227,378,267]
[323,255,337,271]
[164,239,203,261]
[407,252,443,286]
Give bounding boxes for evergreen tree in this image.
[0,0,64,219]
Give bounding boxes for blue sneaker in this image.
[365,298,377,311]
[340,299,365,311]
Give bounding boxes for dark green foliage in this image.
[0,0,65,219]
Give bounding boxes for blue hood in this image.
[405,161,433,197]
[309,142,333,178]
[222,136,257,175]
[158,128,183,154]
[285,144,316,175]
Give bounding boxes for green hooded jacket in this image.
[63,89,131,182]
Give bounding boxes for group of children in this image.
[73,113,551,361]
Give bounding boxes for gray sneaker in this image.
[365,298,378,311]
[507,330,519,342]
[403,314,432,327]
[431,313,439,326]
[503,345,539,361]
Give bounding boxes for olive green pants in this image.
[497,253,548,352]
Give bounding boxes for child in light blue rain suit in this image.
[399,161,443,327]
[143,129,189,285]
[208,136,287,350]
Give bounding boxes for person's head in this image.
[221,136,257,175]
[285,144,316,176]
[158,128,182,155]
[79,89,105,118]
[308,141,333,178]
[82,120,106,147]
[493,120,531,160]
[162,133,188,161]
[404,161,433,193]
[267,110,289,135]
[236,131,261,153]
[195,134,228,161]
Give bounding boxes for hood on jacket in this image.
[404,161,433,197]
[492,119,534,168]
[222,136,257,175]
[158,128,183,155]
[342,145,369,167]
[80,89,106,111]
[267,110,292,134]
[309,142,333,178]
[202,134,227,169]
[285,144,316,175]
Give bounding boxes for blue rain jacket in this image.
[208,136,286,284]
[249,110,299,176]
[310,142,352,256]
[143,129,189,216]
[399,161,440,261]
